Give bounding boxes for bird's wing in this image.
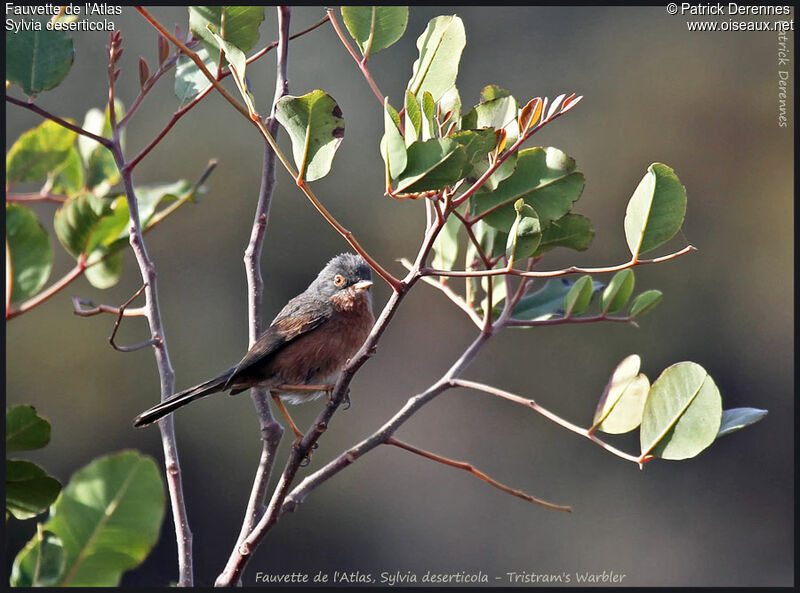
[226,298,331,386]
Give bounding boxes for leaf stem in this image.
[326,8,385,105]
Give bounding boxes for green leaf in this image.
[431,213,461,271]
[420,91,436,141]
[624,163,687,257]
[6,204,52,303]
[629,289,663,318]
[380,99,407,180]
[6,460,61,520]
[188,6,264,63]
[395,138,467,193]
[77,102,124,196]
[407,15,466,102]
[505,199,541,263]
[474,147,585,233]
[50,147,85,195]
[174,47,216,104]
[511,278,576,321]
[717,408,768,438]
[480,85,511,102]
[640,362,722,460]
[206,24,257,116]
[593,355,650,434]
[275,90,345,182]
[404,90,421,147]
[451,129,497,169]
[84,249,123,290]
[601,269,635,314]
[40,450,166,586]
[54,194,113,259]
[534,213,594,255]
[5,21,74,96]
[462,93,519,145]
[6,405,51,452]
[11,529,66,586]
[6,120,78,187]
[563,274,593,317]
[341,6,409,58]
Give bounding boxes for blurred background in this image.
[5,5,793,587]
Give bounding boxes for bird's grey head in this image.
[311,253,373,301]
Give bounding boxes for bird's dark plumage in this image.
[133,253,374,427]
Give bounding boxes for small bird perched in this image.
[133,253,375,437]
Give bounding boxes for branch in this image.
[386,437,571,512]
[505,314,638,328]
[135,6,401,291]
[450,379,650,468]
[105,31,193,585]
[398,258,483,328]
[5,95,112,147]
[215,196,455,585]
[221,8,292,584]
[326,8,385,104]
[422,245,697,279]
[6,192,68,204]
[6,262,85,321]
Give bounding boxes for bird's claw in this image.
[293,437,319,467]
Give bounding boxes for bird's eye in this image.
[333,274,346,287]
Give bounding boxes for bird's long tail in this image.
[133,367,236,427]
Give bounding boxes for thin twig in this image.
[422,245,697,279]
[398,258,483,328]
[326,8,385,104]
[5,96,112,147]
[6,192,68,203]
[386,437,571,512]
[221,8,292,585]
[106,29,193,584]
[450,379,649,467]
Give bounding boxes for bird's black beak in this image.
[352,280,373,291]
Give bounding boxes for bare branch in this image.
[6,95,112,147]
[450,379,650,467]
[386,437,571,512]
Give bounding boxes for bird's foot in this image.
[325,386,351,409]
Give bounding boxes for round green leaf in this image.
[511,278,576,321]
[534,213,594,255]
[717,407,768,438]
[6,405,51,452]
[6,204,53,303]
[275,90,345,182]
[407,15,466,102]
[341,6,409,58]
[11,529,66,586]
[474,147,585,233]
[601,269,635,314]
[5,21,74,96]
[395,138,467,193]
[593,354,650,434]
[6,460,62,520]
[53,194,113,259]
[77,101,124,196]
[51,147,85,195]
[563,274,593,317]
[640,362,722,460]
[629,289,663,318]
[174,47,216,103]
[6,120,78,187]
[624,163,687,257]
[41,450,166,586]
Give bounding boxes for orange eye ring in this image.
[333,274,346,287]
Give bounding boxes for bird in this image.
[133,253,375,439]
